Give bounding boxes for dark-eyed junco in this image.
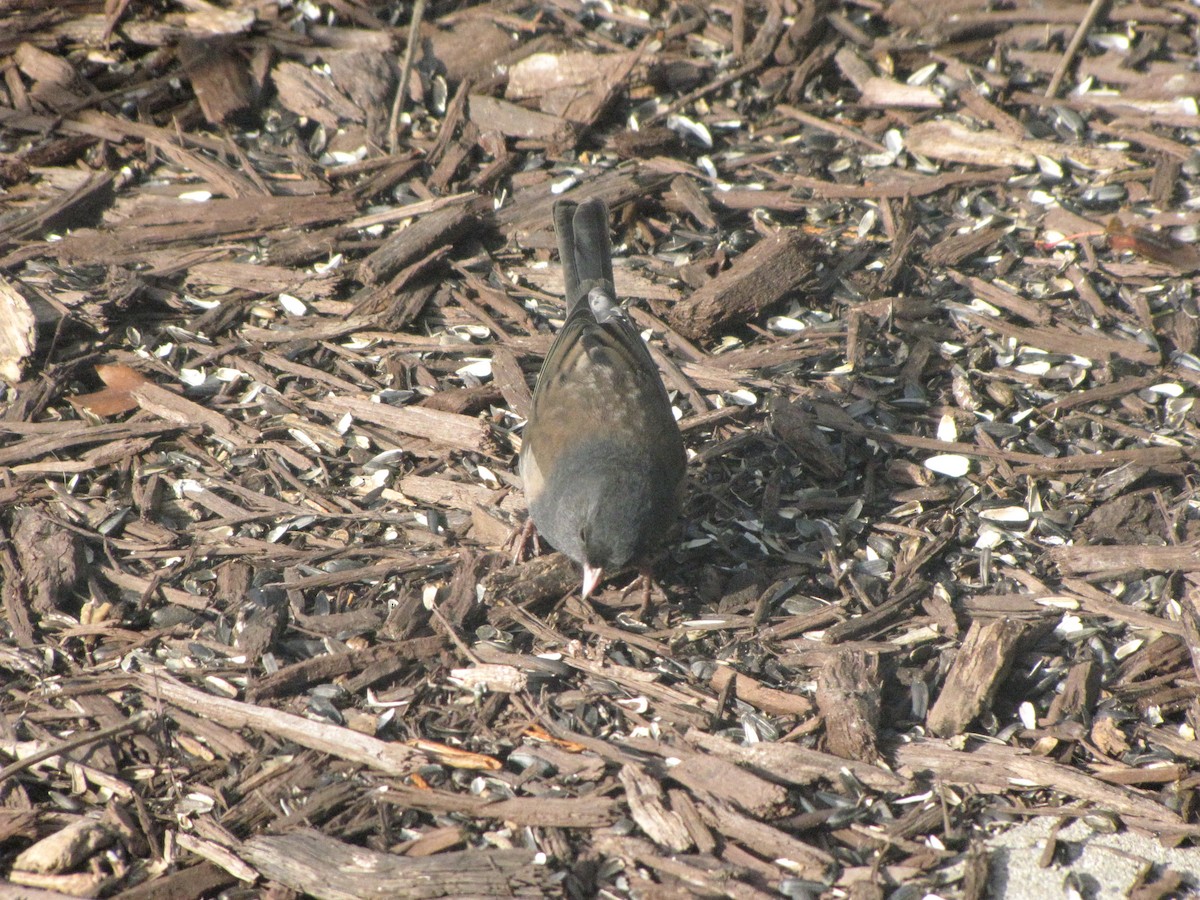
[520,198,686,597]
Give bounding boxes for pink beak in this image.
[581,564,604,598]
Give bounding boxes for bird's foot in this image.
[618,567,658,620]
[507,517,538,565]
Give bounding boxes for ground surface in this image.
[1,1,1200,898]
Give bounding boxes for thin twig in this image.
[1045,0,1109,98]
[388,0,429,153]
[428,598,480,664]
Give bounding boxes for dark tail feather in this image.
[553,201,581,311]
[571,198,614,291]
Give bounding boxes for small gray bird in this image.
[519,199,686,597]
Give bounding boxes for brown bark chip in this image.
[817,651,881,762]
[927,618,1031,738]
[667,229,824,342]
[11,507,83,616]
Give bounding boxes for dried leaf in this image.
[408,739,502,771]
[68,364,150,416]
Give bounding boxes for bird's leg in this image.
[617,567,657,620]
[636,567,654,619]
[508,517,538,565]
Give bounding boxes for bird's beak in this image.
[581,564,604,598]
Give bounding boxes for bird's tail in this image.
[554,198,614,315]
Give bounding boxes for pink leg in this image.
[636,567,654,619]
[509,517,537,565]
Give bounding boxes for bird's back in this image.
[520,199,685,575]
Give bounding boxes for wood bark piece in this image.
[666,789,716,853]
[185,261,339,299]
[353,278,440,326]
[894,738,1186,831]
[468,94,575,147]
[471,504,514,547]
[178,37,254,125]
[0,735,139,799]
[13,43,90,106]
[780,167,1015,201]
[239,829,553,900]
[246,636,447,703]
[489,347,532,420]
[57,194,356,264]
[272,61,363,128]
[860,76,942,108]
[777,640,902,663]
[109,861,236,900]
[140,130,265,199]
[770,397,846,478]
[927,225,1008,267]
[0,276,36,384]
[11,817,116,874]
[619,764,693,852]
[693,794,834,881]
[962,311,1160,367]
[376,784,617,828]
[506,50,636,126]
[99,564,212,611]
[1062,578,1186,637]
[667,174,718,229]
[817,651,881,762]
[1039,374,1162,415]
[6,868,120,895]
[593,833,776,899]
[947,270,1051,325]
[423,15,517,84]
[1179,582,1200,686]
[309,394,493,456]
[566,664,714,730]
[685,728,909,792]
[824,586,925,643]
[1049,542,1200,575]
[481,553,580,607]
[1045,657,1100,725]
[1013,86,1198,124]
[11,507,84,615]
[395,474,522,516]
[131,382,256,447]
[667,229,823,342]
[516,262,683,303]
[174,832,258,883]
[927,617,1030,738]
[358,197,489,285]
[128,670,424,775]
[420,384,502,415]
[167,707,254,759]
[655,751,787,818]
[907,120,1135,170]
[816,409,1192,472]
[709,664,815,717]
[0,171,115,252]
[0,422,164,472]
[327,49,394,132]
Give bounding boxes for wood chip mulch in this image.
[2,2,1200,898]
